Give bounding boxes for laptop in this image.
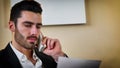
[57,57,101,68]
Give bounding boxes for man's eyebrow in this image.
[37,23,42,26]
[23,21,42,25]
[23,21,34,24]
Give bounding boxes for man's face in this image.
[14,11,42,49]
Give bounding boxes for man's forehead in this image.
[18,11,42,24]
[23,21,42,25]
[20,11,42,17]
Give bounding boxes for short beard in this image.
[14,27,36,50]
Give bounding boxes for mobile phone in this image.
[38,34,46,52]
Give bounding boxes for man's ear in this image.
[9,21,15,32]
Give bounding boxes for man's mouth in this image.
[29,38,37,42]
[27,36,38,43]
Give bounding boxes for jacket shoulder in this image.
[0,49,9,68]
[0,49,6,57]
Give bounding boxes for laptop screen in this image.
[57,57,101,68]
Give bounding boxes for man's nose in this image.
[30,26,38,35]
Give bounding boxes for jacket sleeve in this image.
[34,48,57,68]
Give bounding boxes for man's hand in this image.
[42,36,65,61]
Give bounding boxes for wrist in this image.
[52,52,68,62]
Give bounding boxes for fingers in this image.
[49,39,55,49]
[42,36,60,50]
[46,37,55,50]
[39,32,61,50]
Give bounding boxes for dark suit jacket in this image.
[0,43,57,68]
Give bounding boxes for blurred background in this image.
[0,0,120,68]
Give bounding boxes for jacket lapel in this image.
[34,48,57,68]
[3,43,57,68]
[4,43,22,68]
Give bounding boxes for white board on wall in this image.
[11,0,86,25]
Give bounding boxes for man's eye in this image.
[25,24,32,27]
[36,25,41,29]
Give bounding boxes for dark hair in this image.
[10,0,42,25]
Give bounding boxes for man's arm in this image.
[42,36,67,61]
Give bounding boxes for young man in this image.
[0,0,66,68]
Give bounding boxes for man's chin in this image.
[29,42,35,44]
[25,44,35,49]
[29,42,37,48]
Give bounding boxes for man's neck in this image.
[11,41,37,65]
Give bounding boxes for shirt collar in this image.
[10,42,39,62]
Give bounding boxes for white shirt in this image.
[10,43,42,68]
